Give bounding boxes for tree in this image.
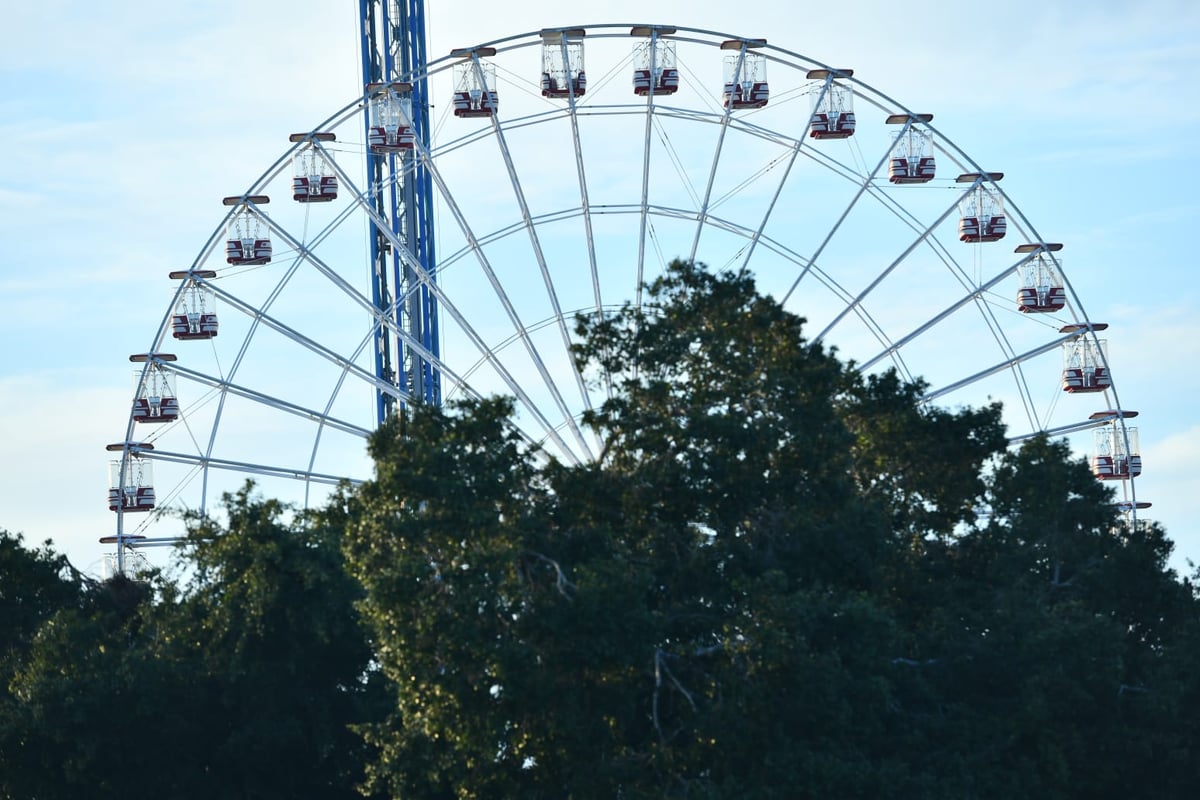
[0,559,183,800]
[0,488,388,800]
[5,259,1196,798]
[0,529,82,670]
[168,483,390,798]
[345,260,1124,798]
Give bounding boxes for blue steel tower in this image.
[358,0,440,422]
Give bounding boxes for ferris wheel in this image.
[103,23,1146,573]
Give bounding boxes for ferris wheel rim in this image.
[108,21,1140,561]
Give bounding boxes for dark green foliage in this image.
[0,488,387,800]
[0,530,82,669]
[2,259,1197,798]
[341,260,1200,798]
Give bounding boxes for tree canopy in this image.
[2,259,1198,798]
[340,260,1200,798]
[0,489,389,800]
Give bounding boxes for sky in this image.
[2,0,1198,578]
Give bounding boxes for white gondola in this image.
[450,51,498,118]
[367,82,416,152]
[1114,500,1153,534]
[107,450,155,513]
[957,174,1006,242]
[541,29,586,99]
[1061,335,1111,393]
[290,133,338,202]
[223,195,272,265]
[721,39,768,109]
[1015,246,1066,313]
[130,354,179,424]
[886,114,935,183]
[170,270,218,339]
[631,30,679,96]
[807,69,855,139]
[1092,423,1142,481]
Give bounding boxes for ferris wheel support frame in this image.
[359,0,440,420]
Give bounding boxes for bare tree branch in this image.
[521,551,576,600]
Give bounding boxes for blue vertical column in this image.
[396,0,440,407]
[359,0,440,427]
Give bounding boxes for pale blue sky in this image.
[2,0,1197,577]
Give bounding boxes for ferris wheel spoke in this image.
[138,447,360,489]
[1008,415,1120,445]
[687,100,737,264]
[779,156,907,306]
[357,177,590,461]
[793,131,897,282]
[209,226,311,393]
[659,199,917,383]
[564,88,603,319]
[166,360,372,438]
[730,141,803,275]
[566,90,612,417]
[921,329,1083,404]
[212,250,469,420]
[203,281,403,400]
[364,296,489,410]
[407,133,596,459]
[861,250,1049,433]
[266,222,383,318]
[486,108,599,427]
[636,98,657,306]
[814,192,963,344]
[858,258,1028,373]
[261,202,447,403]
